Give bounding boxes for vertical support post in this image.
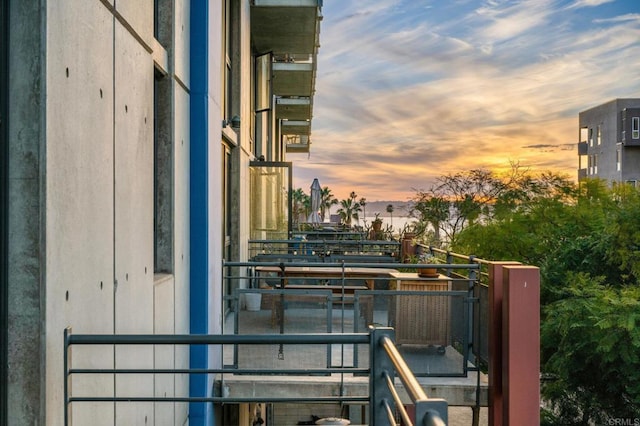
[415,400,448,426]
[369,327,394,426]
[64,327,72,426]
[467,263,476,365]
[502,266,540,425]
[0,1,9,423]
[488,262,520,426]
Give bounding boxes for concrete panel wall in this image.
[115,0,154,48]
[41,0,191,424]
[10,0,197,422]
[113,18,155,425]
[173,59,191,426]
[44,1,116,425]
[153,274,175,426]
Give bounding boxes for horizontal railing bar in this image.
[69,396,371,403]
[248,238,399,243]
[224,260,480,270]
[355,290,468,296]
[66,333,369,345]
[69,368,370,375]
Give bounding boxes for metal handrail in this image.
[372,328,448,425]
[63,328,448,425]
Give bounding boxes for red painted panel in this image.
[502,266,540,425]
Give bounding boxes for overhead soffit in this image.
[252,0,321,137]
[276,98,311,120]
[281,120,311,135]
[251,1,321,55]
[272,62,313,97]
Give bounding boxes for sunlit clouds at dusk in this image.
[290,0,640,201]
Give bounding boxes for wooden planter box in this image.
[389,272,451,346]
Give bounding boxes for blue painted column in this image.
[189,0,212,423]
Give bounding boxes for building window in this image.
[153,1,172,273]
[222,0,233,122]
[597,125,601,145]
[593,154,598,175]
[589,128,593,147]
[222,142,234,312]
[633,117,639,139]
[616,149,621,171]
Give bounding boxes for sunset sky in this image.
[289,0,640,201]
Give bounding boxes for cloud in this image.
[567,0,615,9]
[295,0,640,200]
[593,13,640,24]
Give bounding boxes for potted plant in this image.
[367,212,385,240]
[371,212,383,232]
[416,251,440,278]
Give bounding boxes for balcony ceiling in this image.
[272,62,314,97]
[281,120,311,135]
[276,97,311,120]
[251,0,322,56]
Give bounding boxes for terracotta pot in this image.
[418,267,438,278]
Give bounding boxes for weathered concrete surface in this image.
[8,0,44,424]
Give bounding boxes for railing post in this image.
[488,262,520,426]
[63,327,72,426]
[415,399,448,426]
[370,327,395,426]
[467,262,477,366]
[502,265,540,425]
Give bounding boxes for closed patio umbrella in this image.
[308,178,321,225]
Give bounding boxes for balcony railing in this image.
[63,328,447,425]
[220,257,485,425]
[248,238,401,263]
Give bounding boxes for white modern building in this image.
[2,1,322,424]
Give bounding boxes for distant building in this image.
[578,98,640,186]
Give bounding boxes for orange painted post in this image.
[502,266,540,425]
[488,262,520,426]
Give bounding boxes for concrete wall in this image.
[5,0,191,424]
[8,1,45,424]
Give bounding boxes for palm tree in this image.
[320,186,338,222]
[386,204,394,228]
[291,188,310,227]
[336,197,362,227]
[359,197,367,224]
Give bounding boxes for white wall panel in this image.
[116,0,154,48]
[174,0,190,89]
[173,82,191,425]
[45,0,115,424]
[153,274,175,426]
[113,20,155,425]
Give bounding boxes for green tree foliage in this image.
[448,174,640,423]
[336,195,362,227]
[291,188,310,228]
[320,186,338,222]
[542,276,640,423]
